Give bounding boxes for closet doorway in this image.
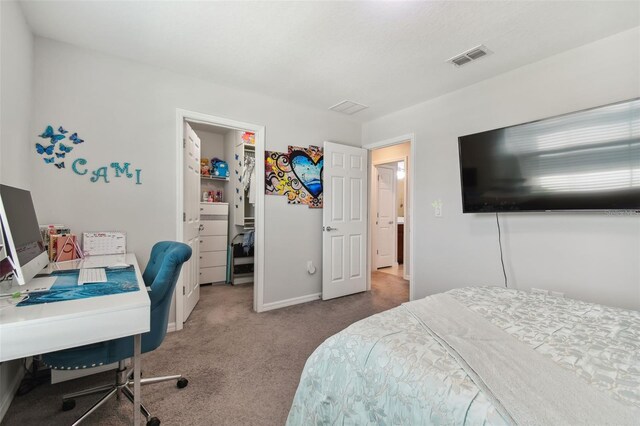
[175,110,265,331]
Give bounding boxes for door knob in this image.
[325,226,338,232]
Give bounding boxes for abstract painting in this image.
[265,145,323,208]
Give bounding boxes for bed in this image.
[287,287,640,425]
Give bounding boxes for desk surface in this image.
[0,253,151,362]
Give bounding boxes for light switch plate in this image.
[432,199,443,217]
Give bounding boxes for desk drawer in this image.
[200,236,227,252]
[200,251,226,268]
[199,266,226,284]
[201,220,228,236]
[200,203,229,216]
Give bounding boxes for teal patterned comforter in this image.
[287,287,640,425]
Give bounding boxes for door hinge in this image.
[377,250,379,254]
[183,286,186,295]
[183,212,186,222]
[183,138,186,148]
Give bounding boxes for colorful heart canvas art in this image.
[289,151,323,198]
[265,145,323,208]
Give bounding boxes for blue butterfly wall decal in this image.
[36,124,86,171]
[39,126,65,144]
[35,143,55,155]
[58,143,73,153]
[70,133,84,144]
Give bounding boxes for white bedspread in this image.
[287,287,640,425]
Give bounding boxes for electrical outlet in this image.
[531,287,548,295]
[306,261,316,275]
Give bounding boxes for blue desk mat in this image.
[18,266,140,306]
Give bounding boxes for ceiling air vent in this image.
[448,45,491,67]
[329,100,368,115]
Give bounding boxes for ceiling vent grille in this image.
[448,45,491,67]
[329,100,368,115]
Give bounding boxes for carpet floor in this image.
[2,272,408,426]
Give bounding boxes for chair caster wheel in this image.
[177,378,188,389]
[146,417,160,426]
[62,399,76,411]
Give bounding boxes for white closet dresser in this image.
[199,202,228,284]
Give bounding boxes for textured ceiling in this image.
[19,1,640,122]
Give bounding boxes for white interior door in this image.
[183,122,200,321]
[322,142,368,300]
[375,165,396,268]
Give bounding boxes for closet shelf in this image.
[201,175,229,182]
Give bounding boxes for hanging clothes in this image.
[242,153,255,193]
[249,166,256,205]
[242,230,255,255]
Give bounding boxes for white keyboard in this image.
[78,268,107,285]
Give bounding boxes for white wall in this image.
[1,1,33,190]
[29,37,361,315]
[0,0,34,420]
[362,27,640,310]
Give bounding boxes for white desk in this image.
[0,253,150,425]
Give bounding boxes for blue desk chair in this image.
[42,242,192,426]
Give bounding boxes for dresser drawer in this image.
[200,236,227,252]
[201,220,228,236]
[200,203,229,216]
[199,266,226,284]
[199,251,227,268]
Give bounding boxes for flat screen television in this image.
[458,98,640,213]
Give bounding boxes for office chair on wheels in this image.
[42,242,192,426]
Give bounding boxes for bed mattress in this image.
[287,287,640,425]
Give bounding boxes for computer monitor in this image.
[0,184,49,285]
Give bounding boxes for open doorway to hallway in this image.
[368,140,411,294]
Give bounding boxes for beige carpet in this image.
[2,272,408,426]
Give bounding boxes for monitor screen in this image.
[0,185,47,280]
[458,98,640,212]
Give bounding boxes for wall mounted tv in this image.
[458,98,639,213]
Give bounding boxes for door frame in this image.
[175,109,266,330]
[363,133,415,301]
[373,163,398,269]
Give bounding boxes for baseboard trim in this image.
[261,292,321,312]
[0,359,27,422]
[167,322,176,333]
